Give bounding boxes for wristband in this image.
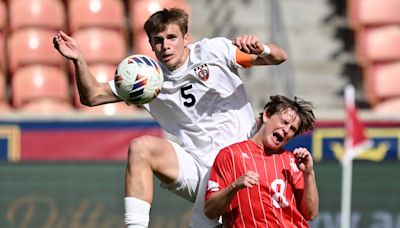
[259,44,271,57]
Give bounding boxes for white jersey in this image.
[110,37,257,167]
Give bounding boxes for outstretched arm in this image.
[232,34,288,65]
[53,31,121,106]
[204,170,259,219]
[293,147,319,220]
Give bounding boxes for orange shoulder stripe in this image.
[235,48,252,68]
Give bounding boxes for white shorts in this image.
[160,141,221,228]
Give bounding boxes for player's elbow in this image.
[273,51,288,65]
[268,45,288,65]
[204,211,219,220]
[79,96,99,107]
[204,210,217,220]
[204,201,219,220]
[303,209,318,221]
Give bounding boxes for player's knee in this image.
[127,136,154,163]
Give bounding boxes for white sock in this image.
[124,197,151,228]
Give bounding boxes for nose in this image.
[162,39,170,50]
[283,125,290,134]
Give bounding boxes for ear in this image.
[262,111,271,123]
[183,33,189,46]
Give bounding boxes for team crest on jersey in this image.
[194,64,209,81]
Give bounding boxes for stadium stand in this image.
[0,71,11,111]
[80,102,138,116]
[355,25,400,65]
[348,0,400,29]
[373,97,400,114]
[0,32,4,73]
[132,31,155,58]
[8,0,66,32]
[347,0,400,112]
[7,28,66,74]
[68,0,126,35]
[11,65,71,108]
[19,98,75,114]
[0,0,6,71]
[0,0,6,30]
[71,28,127,66]
[364,61,400,106]
[2,2,400,227]
[129,0,190,34]
[0,70,6,99]
[0,101,11,111]
[88,63,117,83]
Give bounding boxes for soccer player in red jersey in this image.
[205,95,319,227]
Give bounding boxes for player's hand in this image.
[231,170,259,191]
[232,34,264,55]
[53,31,81,60]
[293,147,314,174]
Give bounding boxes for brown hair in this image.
[144,8,189,40]
[259,95,316,135]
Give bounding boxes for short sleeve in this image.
[198,37,251,69]
[205,147,234,200]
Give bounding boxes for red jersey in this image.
[205,140,309,228]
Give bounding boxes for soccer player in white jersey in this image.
[205,95,319,227]
[53,8,288,228]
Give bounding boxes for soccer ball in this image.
[114,54,163,104]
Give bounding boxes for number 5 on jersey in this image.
[180,85,196,107]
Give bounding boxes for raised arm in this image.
[232,34,288,65]
[204,170,259,219]
[53,31,121,106]
[293,147,319,220]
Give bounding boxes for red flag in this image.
[343,85,373,163]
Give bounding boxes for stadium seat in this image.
[363,61,400,106]
[12,65,71,108]
[132,31,156,59]
[0,72,7,102]
[130,0,190,33]
[9,0,66,32]
[0,100,12,111]
[355,25,400,65]
[19,99,75,114]
[7,28,66,74]
[0,0,6,31]
[72,28,127,66]
[348,0,400,29]
[89,63,117,82]
[373,98,400,114]
[68,0,126,34]
[0,0,6,69]
[80,102,138,116]
[0,32,4,71]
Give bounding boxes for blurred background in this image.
[0,0,399,227]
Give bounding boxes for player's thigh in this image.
[130,135,180,184]
[160,141,208,203]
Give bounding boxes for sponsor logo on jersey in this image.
[207,180,220,192]
[194,64,209,81]
[241,152,250,159]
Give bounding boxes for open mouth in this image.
[273,132,284,143]
[162,54,173,61]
